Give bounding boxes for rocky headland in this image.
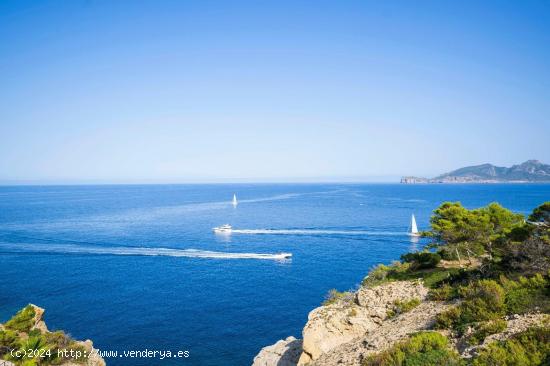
[253,201,550,366]
[253,276,548,366]
[0,304,105,366]
[253,280,449,366]
[401,159,550,183]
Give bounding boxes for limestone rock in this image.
[355,280,429,317]
[309,301,451,366]
[29,304,49,333]
[252,336,302,366]
[298,281,429,364]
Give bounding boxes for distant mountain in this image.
[401,160,550,183]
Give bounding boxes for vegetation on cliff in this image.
[362,200,550,366]
[364,331,462,366]
[0,305,91,366]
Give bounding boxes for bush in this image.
[435,280,506,333]
[323,289,354,306]
[401,252,441,270]
[1,306,87,366]
[469,319,507,345]
[362,264,392,287]
[429,284,458,301]
[4,305,36,333]
[362,262,410,288]
[459,280,506,324]
[0,329,19,356]
[421,269,459,288]
[501,274,550,314]
[363,331,462,366]
[6,330,87,365]
[435,306,462,330]
[528,202,550,224]
[387,298,421,318]
[472,326,550,366]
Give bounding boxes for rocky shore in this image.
[253,279,548,366]
[253,280,440,366]
[253,201,550,365]
[0,304,105,366]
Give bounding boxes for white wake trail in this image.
[0,243,291,261]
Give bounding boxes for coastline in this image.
[0,305,105,366]
[253,201,550,365]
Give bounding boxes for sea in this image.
[0,183,548,365]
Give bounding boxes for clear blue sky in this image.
[1,0,549,183]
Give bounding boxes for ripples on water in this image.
[0,183,549,366]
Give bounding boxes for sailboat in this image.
[232,193,238,206]
[408,214,420,237]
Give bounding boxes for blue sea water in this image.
[0,183,548,365]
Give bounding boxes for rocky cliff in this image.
[253,280,444,366]
[0,304,105,366]
[253,279,548,366]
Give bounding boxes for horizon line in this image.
[0,178,402,186]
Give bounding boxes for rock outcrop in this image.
[0,304,105,366]
[252,280,439,366]
[308,301,451,366]
[252,280,549,366]
[252,336,302,366]
[298,281,429,365]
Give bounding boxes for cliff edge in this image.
[0,304,105,366]
[253,280,445,366]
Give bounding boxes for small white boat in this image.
[276,252,293,259]
[213,224,233,234]
[408,214,420,237]
[232,194,238,206]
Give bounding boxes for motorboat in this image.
[213,224,233,234]
[276,252,293,259]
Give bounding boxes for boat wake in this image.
[0,242,291,261]
[231,229,406,236]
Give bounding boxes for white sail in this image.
[411,214,418,234]
[232,194,238,206]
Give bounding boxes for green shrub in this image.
[0,329,19,356]
[421,269,458,288]
[362,264,392,287]
[387,298,421,318]
[7,330,87,365]
[1,305,87,366]
[401,252,442,270]
[429,284,458,301]
[435,306,462,330]
[529,202,550,224]
[469,319,507,345]
[362,258,464,290]
[362,262,411,287]
[4,305,36,333]
[435,280,506,334]
[501,274,550,314]
[323,289,354,306]
[459,280,506,324]
[363,331,462,366]
[472,326,550,366]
